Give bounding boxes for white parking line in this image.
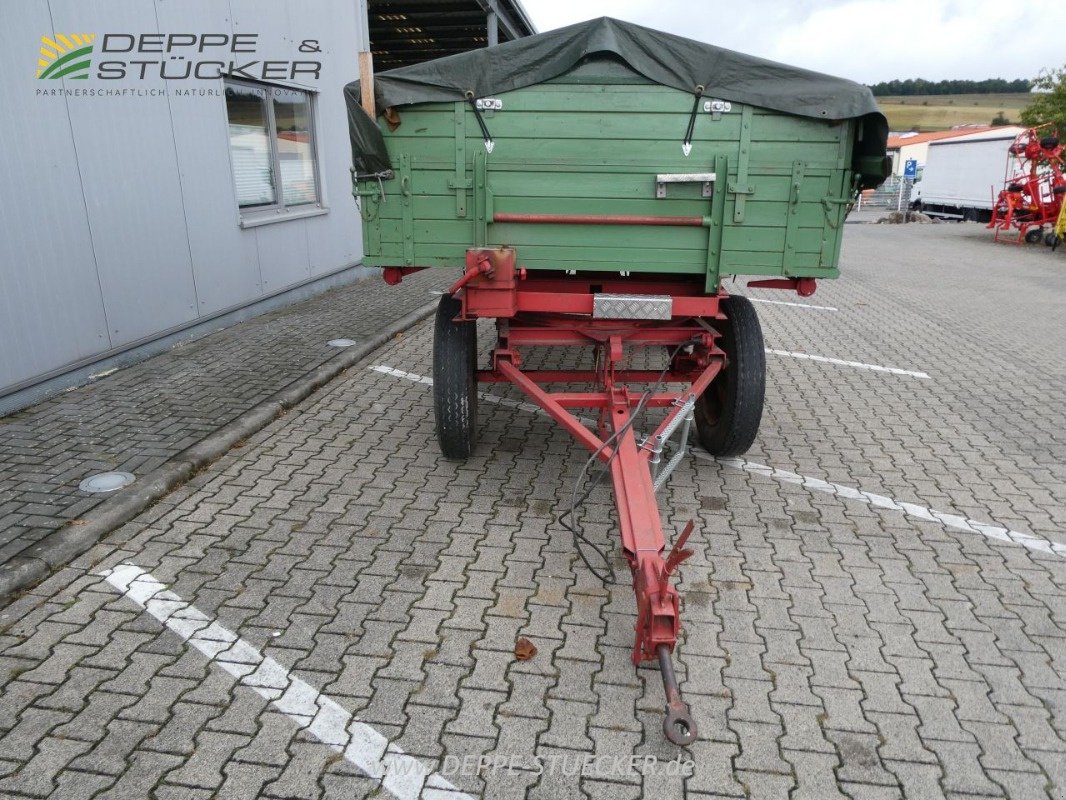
[749,298,839,311]
[372,365,542,415]
[711,456,1066,559]
[765,349,931,379]
[99,564,472,800]
[372,365,1063,560]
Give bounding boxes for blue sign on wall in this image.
[903,159,918,179]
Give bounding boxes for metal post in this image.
[897,178,904,212]
[487,10,499,46]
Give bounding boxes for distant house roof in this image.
[886,126,995,150]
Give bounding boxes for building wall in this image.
[0,0,368,399]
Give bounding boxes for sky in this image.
[520,0,1065,85]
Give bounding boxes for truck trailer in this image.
[912,127,1023,221]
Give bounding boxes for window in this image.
[224,79,321,222]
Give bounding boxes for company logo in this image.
[37,34,96,79]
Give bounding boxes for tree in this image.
[1020,63,1066,134]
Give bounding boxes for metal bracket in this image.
[702,98,731,121]
[656,172,716,199]
[475,97,502,111]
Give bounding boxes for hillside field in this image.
[877,92,1033,131]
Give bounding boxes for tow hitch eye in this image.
[658,644,698,746]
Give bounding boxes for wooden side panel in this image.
[356,77,856,281]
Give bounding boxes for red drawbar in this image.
[485,315,723,666]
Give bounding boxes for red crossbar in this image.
[493,359,612,460]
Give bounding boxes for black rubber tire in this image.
[695,295,765,457]
[1046,232,1059,247]
[1025,227,1044,244]
[432,294,477,460]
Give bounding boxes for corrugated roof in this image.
[368,0,536,70]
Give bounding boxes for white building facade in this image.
[1,1,371,412]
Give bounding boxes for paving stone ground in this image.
[0,269,451,565]
[0,222,1064,799]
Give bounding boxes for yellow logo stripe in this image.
[41,35,65,54]
[57,33,74,50]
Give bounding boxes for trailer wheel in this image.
[1025,228,1044,244]
[695,295,765,457]
[433,294,477,460]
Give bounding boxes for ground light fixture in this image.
[78,471,136,493]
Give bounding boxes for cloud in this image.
[522,0,1065,83]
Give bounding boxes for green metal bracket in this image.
[473,150,489,247]
[450,101,471,218]
[783,161,806,270]
[704,153,728,293]
[729,106,754,223]
[399,153,415,266]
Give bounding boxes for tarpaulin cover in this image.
[344,16,888,177]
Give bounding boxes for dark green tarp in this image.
[344,16,888,179]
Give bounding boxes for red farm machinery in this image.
[989,126,1066,243]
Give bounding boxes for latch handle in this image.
[655,173,716,199]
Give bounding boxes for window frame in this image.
[223,76,326,227]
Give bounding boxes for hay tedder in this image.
[346,18,889,745]
[989,126,1065,243]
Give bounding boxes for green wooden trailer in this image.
[346,20,889,292]
[344,18,889,747]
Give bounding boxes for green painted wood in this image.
[782,161,806,267]
[355,76,859,281]
[451,102,469,218]
[731,106,754,223]
[473,150,488,246]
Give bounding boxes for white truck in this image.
[911,126,1023,222]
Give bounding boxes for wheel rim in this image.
[700,379,728,427]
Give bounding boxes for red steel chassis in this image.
[389,248,814,745]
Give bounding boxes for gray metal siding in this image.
[0,0,367,395]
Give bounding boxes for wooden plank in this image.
[358,52,374,116]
